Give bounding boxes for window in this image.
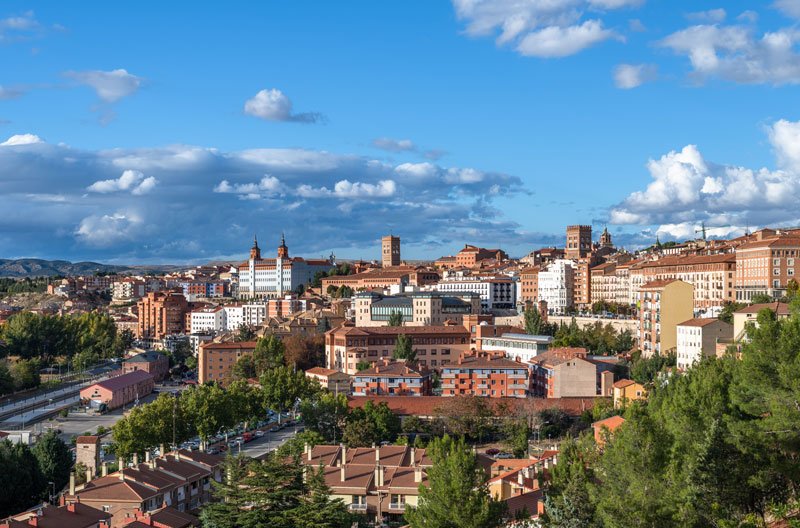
[102,506,112,512]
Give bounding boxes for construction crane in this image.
[695,222,707,241]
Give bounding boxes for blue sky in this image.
[2,1,800,263]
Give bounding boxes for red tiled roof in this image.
[347,395,598,416]
[593,415,626,432]
[735,302,791,315]
[612,379,636,389]
[90,370,153,392]
[677,317,727,327]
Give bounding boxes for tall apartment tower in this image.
[566,225,592,260]
[382,235,401,267]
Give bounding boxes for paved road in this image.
[236,424,302,459]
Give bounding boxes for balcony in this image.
[389,502,407,511]
[348,504,368,512]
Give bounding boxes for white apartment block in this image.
[190,306,226,333]
[538,259,575,314]
[676,318,733,371]
[432,277,515,310]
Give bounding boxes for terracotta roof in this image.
[76,435,100,444]
[7,503,111,528]
[639,253,736,267]
[142,507,200,528]
[612,379,636,389]
[504,489,543,519]
[330,325,469,336]
[738,236,800,250]
[75,475,160,502]
[200,341,258,350]
[735,302,791,315]
[529,347,589,368]
[593,415,626,432]
[347,395,598,417]
[640,278,685,289]
[677,317,728,327]
[89,370,153,392]
[305,367,337,376]
[355,361,428,377]
[447,355,527,370]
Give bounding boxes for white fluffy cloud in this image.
[87,170,157,195]
[452,0,640,58]
[75,212,143,247]
[213,175,287,199]
[660,24,800,85]
[297,179,397,199]
[65,69,143,102]
[244,89,323,123]
[372,137,416,152]
[613,63,657,88]
[610,119,800,234]
[0,133,42,146]
[775,0,800,18]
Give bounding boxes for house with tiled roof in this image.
[352,359,432,396]
[612,378,645,408]
[1,503,111,528]
[79,371,155,411]
[529,348,602,398]
[304,367,351,394]
[733,302,792,341]
[119,506,199,528]
[592,415,626,446]
[123,351,169,382]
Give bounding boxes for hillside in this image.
[0,259,183,278]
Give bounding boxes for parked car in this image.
[485,448,500,456]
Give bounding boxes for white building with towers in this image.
[236,234,332,299]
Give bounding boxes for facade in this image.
[236,235,331,299]
[538,259,575,314]
[76,435,101,477]
[112,279,147,302]
[136,291,189,341]
[433,277,515,311]
[68,450,222,527]
[122,351,169,382]
[637,279,694,357]
[321,267,439,292]
[440,355,529,398]
[632,253,736,310]
[188,306,226,334]
[305,367,351,394]
[590,262,617,305]
[353,291,481,327]
[732,302,792,341]
[518,267,540,305]
[572,257,596,310]
[529,347,601,398]
[454,245,509,268]
[352,360,432,396]
[735,234,800,301]
[477,332,553,363]
[80,371,155,411]
[565,225,592,260]
[325,325,471,375]
[612,379,646,408]
[676,318,733,371]
[381,235,401,268]
[197,341,257,387]
[592,415,625,447]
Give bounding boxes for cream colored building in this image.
[637,279,694,357]
[732,302,791,341]
[353,291,481,327]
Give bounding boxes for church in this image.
[236,235,332,299]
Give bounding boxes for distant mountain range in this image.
[0,259,183,278]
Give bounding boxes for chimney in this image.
[69,473,75,496]
[340,445,346,467]
[410,448,415,466]
[28,515,38,527]
[86,468,93,484]
[304,443,311,461]
[340,465,346,483]
[414,467,422,483]
[378,465,384,487]
[132,452,139,466]
[375,447,380,463]
[145,451,151,463]
[101,462,108,477]
[67,503,76,513]
[517,471,524,486]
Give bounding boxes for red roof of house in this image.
[347,396,598,416]
[89,370,153,392]
[735,302,791,315]
[593,415,626,432]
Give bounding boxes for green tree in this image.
[355,360,371,372]
[393,333,415,361]
[434,396,492,442]
[629,351,675,384]
[405,435,505,528]
[0,440,46,518]
[231,355,257,380]
[180,384,233,447]
[11,359,40,391]
[787,278,800,301]
[718,301,746,324]
[750,292,773,304]
[200,454,354,528]
[0,362,14,396]
[299,392,348,443]
[502,418,530,458]
[253,335,286,374]
[228,380,265,427]
[541,435,600,528]
[234,324,257,342]
[524,305,545,335]
[32,431,72,495]
[388,310,404,327]
[260,365,318,421]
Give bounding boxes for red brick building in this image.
[136,291,189,341]
[352,360,432,396]
[440,354,529,398]
[80,370,155,411]
[122,351,170,382]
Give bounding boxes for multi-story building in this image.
[197,341,257,387]
[112,278,146,301]
[476,332,553,363]
[631,253,736,311]
[353,291,481,327]
[676,318,733,371]
[136,291,189,341]
[735,233,800,301]
[529,347,617,398]
[382,235,401,268]
[572,256,597,310]
[433,276,515,310]
[352,359,432,396]
[175,279,226,300]
[325,325,471,374]
[441,354,529,398]
[305,367,352,394]
[321,267,439,292]
[518,267,540,305]
[189,306,226,333]
[590,262,617,305]
[67,450,222,526]
[538,259,575,314]
[237,235,331,299]
[565,225,592,260]
[435,245,509,269]
[637,279,694,357]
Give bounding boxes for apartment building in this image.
[67,450,222,527]
[321,267,439,292]
[518,266,540,305]
[325,325,470,375]
[537,259,575,314]
[440,355,530,398]
[732,302,792,341]
[676,318,733,371]
[631,253,736,310]
[612,379,646,408]
[112,278,147,302]
[197,341,257,387]
[529,347,607,398]
[590,262,617,304]
[352,360,432,396]
[735,234,800,301]
[440,245,509,268]
[189,306,225,333]
[432,276,515,310]
[237,235,331,299]
[353,291,481,327]
[136,291,189,341]
[637,279,694,357]
[572,257,597,310]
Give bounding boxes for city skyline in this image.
[2,1,800,263]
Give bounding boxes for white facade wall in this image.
[538,260,575,314]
